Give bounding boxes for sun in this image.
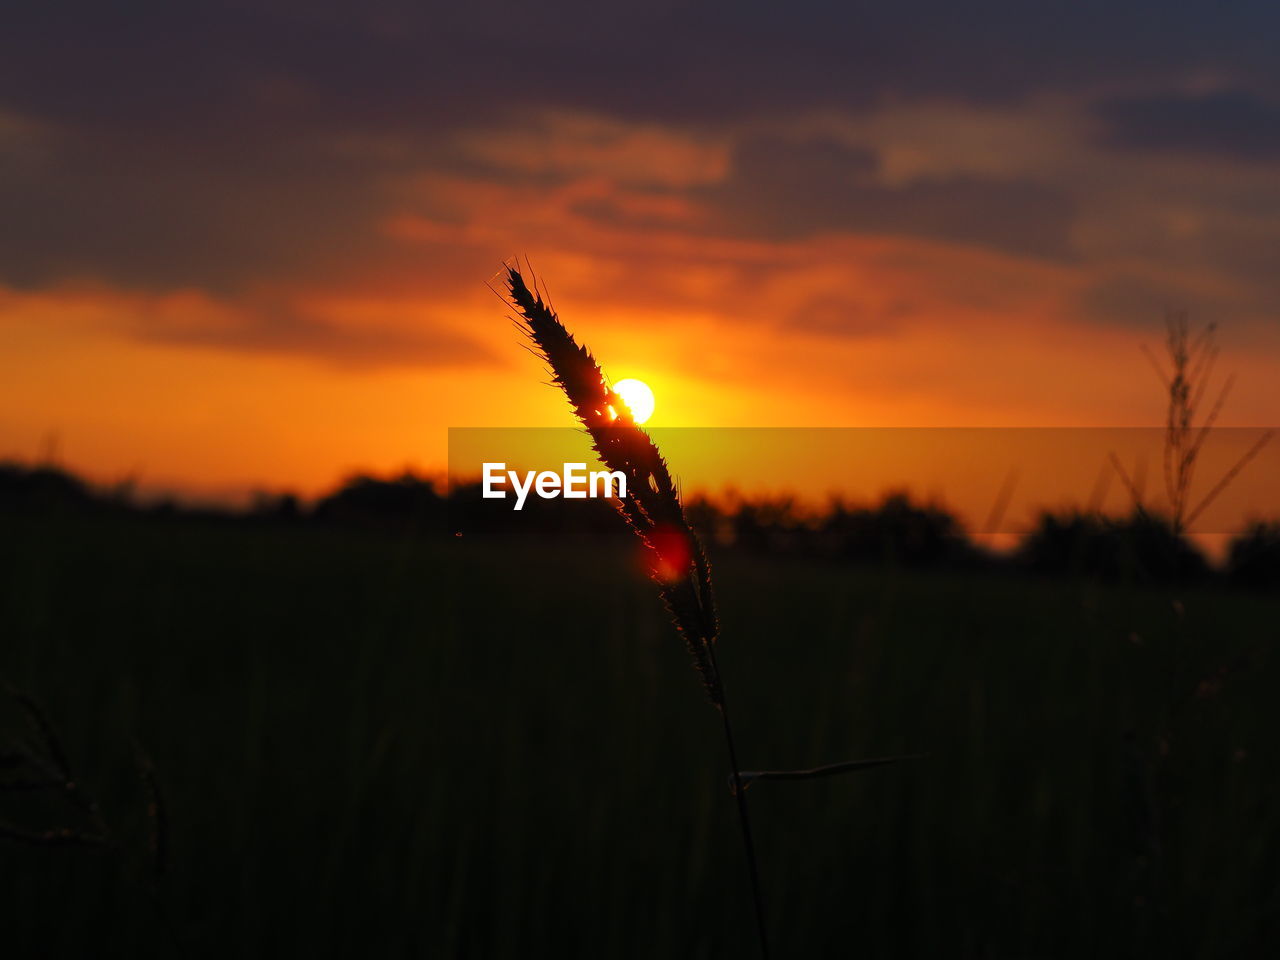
[612,378,656,424]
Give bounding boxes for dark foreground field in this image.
[2,512,1278,957]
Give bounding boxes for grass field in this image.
[2,511,1278,957]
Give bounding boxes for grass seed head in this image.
[504,264,721,703]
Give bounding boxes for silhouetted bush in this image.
[690,490,983,569]
[313,472,445,529]
[0,462,102,514]
[1017,510,1209,584]
[1226,521,1280,590]
[0,460,1253,587]
[726,496,808,554]
[819,492,979,568]
[249,491,303,522]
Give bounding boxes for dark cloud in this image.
[4,1,1279,137]
[1095,90,1280,161]
[0,137,392,292]
[135,299,497,371]
[1081,274,1204,326]
[0,120,504,298]
[2,0,1279,346]
[698,136,1076,258]
[567,193,692,232]
[1078,272,1269,332]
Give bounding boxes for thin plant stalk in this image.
[707,644,771,959]
[1139,312,1272,535]
[501,263,771,959]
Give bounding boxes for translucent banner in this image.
[449,426,1278,537]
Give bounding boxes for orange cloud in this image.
[5,98,1280,502]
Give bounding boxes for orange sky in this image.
[4,220,1277,504]
[3,7,1279,508]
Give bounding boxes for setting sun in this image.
[612,378,656,424]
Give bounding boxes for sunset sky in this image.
[3,2,1279,503]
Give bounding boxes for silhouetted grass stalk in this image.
[502,264,771,958]
[1137,312,1273,534]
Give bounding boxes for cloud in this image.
[4,2,1279,139]
[785,294,911,338]
[454,113,728,188]
[2,0,1279,368]
[1079,262,1278,334]
[1095,90,1280,161]
[0,285,497,371]
[0,125,397,292]
[133,293,499,371]
[695,135,1076,258]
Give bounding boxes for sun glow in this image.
[612,378,656,424]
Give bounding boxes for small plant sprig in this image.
[1113,311,1274,534]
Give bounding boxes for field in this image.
[2,511,1278,957]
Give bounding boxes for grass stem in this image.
[710,647,771,960]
